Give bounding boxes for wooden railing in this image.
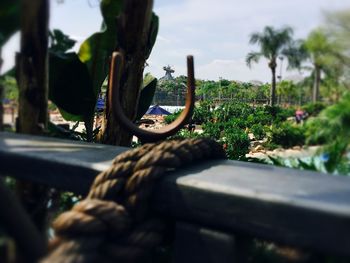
[1,131,350,262]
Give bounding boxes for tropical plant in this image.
[302,102,326,116]
[276,80,298,104]
[192,101,213,124]
[291,28,349,103]
[269,122,306,148]
[324,9,350,58]
[250,123,267,140]
[0,75,18,101]
[305,94,350,172]
[246,26,295,106]
[49,29,76,53]
[47,0,159,143]
[303,29,342,102]
[221,128,250,160]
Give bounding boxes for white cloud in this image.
[2,0,350,83]
[149,0,350,82]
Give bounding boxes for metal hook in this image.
[108,51,195,142]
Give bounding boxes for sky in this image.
[2,0,350,82]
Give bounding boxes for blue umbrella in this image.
[2,98,10,104]
[96,97,105,111]
[146,105,171,115]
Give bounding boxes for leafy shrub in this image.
[222,128,250,160]
[164,110,182,124]
[302,102,326,116]
[192,101,213,124]
[224,118,247,130]
[263,105,279,117]
[305,94,350,146]
[304,94,350,173]
[275,107,295,123]
[246,110,272,126]
[250,124,266,140]
[269,122,305,148]
[262,105,295,124]
[164,102,214,125]
[169,129,202,140]
[304,117,329,145]
[202,122,223,140]
[214,102,254,122]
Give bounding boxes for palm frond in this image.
[246,52,262,68]
[249,32,262,45]
[249,26,295,59]
[282,40,309,69]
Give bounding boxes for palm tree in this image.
[246,26,295,106]
[301,29,343,102]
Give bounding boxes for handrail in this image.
[1,132,350,256]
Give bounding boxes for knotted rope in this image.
[41,138,225,263]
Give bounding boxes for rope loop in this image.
[42,138,225,262]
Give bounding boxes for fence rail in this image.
[1,132,350,261]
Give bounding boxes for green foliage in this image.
[49,52,95,120]
[246,110,271,126]
[306,94,350,146]
[77,0,122,100]
[48,121,101,142]
[168,129,202,140]
[304,94,350,173]
[302,102,326,116]
[250,124,267,140]
[222,128,250,160]
[0,0,20,47]
[252,143,350,176]
[48,0,159,123]
[49,29,76,53]
[196,80,271,104]
[164,110,182,124]
[48,0,123,122]
[48,102,57,111]
[305,117,328,145]
[145,13,159,60]
[192,101,213,124]
[136,74,157,120]
[57,192,80,214]
[224,118,247,130]
[214,102,254,122]
[202,120,250,160]
[275,107,295,123]
[246,26,297,105]
[262,105,294,123]
[269,122,306,148]
[303,28,337,67]
[0,75,18,100]
[202,122,223,140]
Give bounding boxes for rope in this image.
[41,138,225,263]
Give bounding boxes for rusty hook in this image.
[108,51,195,142]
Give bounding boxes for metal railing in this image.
[1,131,350,262]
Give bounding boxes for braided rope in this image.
[41,138,225,262]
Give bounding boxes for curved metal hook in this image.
[108,51,195,142]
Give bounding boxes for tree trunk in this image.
[269,61,277,107]
[16,0,49,233]
[0,47,3,131]
[17,0,49,133]
[312,66,321,103]
[102,0,153,146]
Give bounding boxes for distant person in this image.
[188,121,195,132]
[295,108,304,124]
